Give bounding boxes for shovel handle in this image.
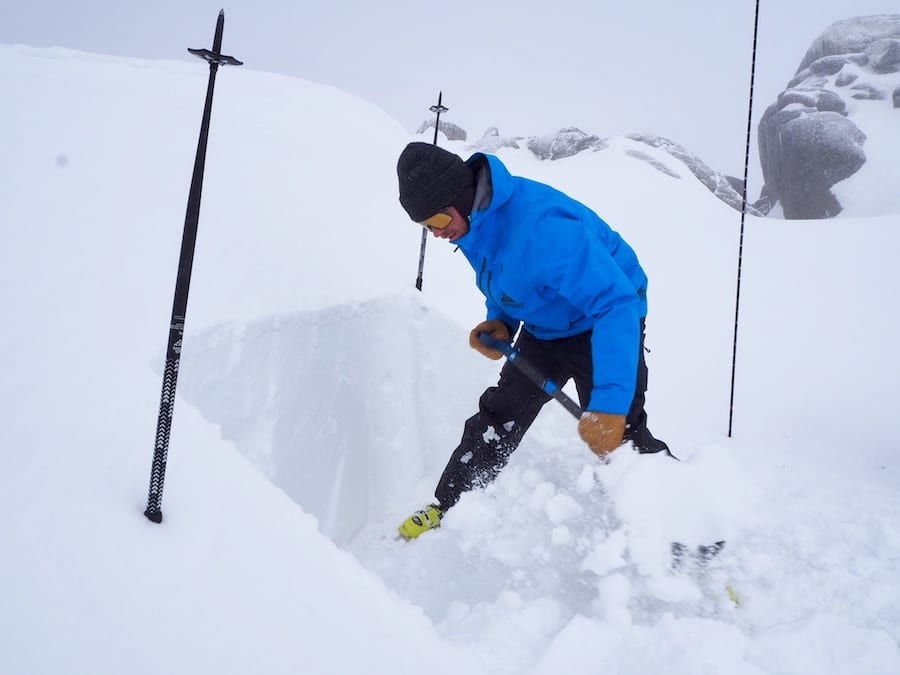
[476,331,583,419]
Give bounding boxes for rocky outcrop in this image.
[761,112,866,218]
[524,127,606,160]
[797,16,900,71]
[466,126,605,158]
[758,15,900,218]
[628,134,763,215]
[624,148,682,179]
[416,118,467,142]
[463,127,758,214]
[468,127,522,153]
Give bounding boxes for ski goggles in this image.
[418,210,453,231]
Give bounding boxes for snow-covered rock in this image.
[758,15,900,218]
[525,126,606,160]
[465,127,758,215]
[627,134,762,216]
[797,15,900,71]
[468,126,523,153]
[417,118,468,142]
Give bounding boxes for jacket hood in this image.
[455,153,514,251]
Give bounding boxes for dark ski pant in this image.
[435,319,668,509]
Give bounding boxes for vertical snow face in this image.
[177,294,495,544]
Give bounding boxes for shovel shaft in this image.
[476,332,583,419]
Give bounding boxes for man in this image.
[396,141,669,539]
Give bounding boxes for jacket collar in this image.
[455,154,513,254]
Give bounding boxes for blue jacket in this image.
[455,154,648,415]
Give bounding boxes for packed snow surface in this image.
[2,46,899,674]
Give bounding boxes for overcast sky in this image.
[4,0,897,184]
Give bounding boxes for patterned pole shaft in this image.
[728,0,761,438]
[144,11,242,523]
[145,350,180,521]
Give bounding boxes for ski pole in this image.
[415,91,449,292]
[477,332,583,418]
[144,11,243,524]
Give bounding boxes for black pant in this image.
[434,319,668,508]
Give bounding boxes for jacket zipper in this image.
[478,258,503,312]
[477,258,487,296]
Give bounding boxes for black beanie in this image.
[397,142,474,222]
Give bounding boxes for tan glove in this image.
[578,412,626,459]
[469,320,511,360]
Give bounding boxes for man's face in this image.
[428,206,470,242]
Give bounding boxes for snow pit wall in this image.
[176,294,494,544]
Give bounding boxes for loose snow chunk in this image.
[580,529,628,576]
[593,573,633,627]
[528,481,557,512]
[521,468,544,487]
[550,525,572,545]
[544,493,583,524]
[482,426,500,443]
[645,574,703,604]
[575,464,596,494]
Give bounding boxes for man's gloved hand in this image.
[469,320,511,360]
[578,411,626,459]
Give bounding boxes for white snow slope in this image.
[2,46,899,675]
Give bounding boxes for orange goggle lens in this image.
[419,211,453,230]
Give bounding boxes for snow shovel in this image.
[477,331,727,568]
[476,331,583,418]
[477,331,677,459]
